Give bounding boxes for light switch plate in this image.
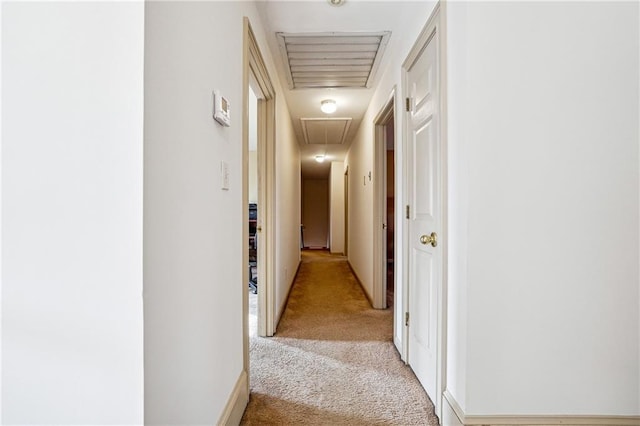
[221,161,229,190]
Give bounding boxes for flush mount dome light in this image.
[327,0,345,6]
[320,99,337,114]
[315,155,326,163]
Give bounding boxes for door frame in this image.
[344,166,349,257]
[401,2,448,419]
[373,89,396,310]
[242,17,277,383]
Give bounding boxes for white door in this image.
[407,28,440,402]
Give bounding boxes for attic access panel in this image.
[277,32,391,89]
[300,118,352,145]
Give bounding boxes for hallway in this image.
[241,250,438,425]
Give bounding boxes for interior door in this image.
[302,179,329,248]
[407,27,440,402]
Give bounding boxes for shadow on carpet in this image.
[241,250,438,425]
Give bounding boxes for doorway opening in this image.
[385,118,395,308]
[242,18,277,408]
[301,177,329,250]
[344,166,349,257]
[248,86,259,336]
[246,69,274,340]
[373,91,396,310]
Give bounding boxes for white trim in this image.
[443,389,465,425]
[276,260,302,326]
[366,31,391,88]
[344,165,349,257]
[260,95,277,338]
[443,390,640,426]
[242,17,278,403]
[400,51,410,364]
[348,260,375,308]
[471,416,640,426]
[243,18,277,342]
[217,370,248,426]
[401,2,447,420]
[242,15,250,393]
[373,88,396,311]
[439,2,449,421]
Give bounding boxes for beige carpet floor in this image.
[241,250,438,425]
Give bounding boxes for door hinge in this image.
[405,205,410,219]
[405,312,410,327]
[405,97,412,112]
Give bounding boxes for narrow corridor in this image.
[241,250,438,425]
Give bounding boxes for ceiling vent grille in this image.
[277,32,391,89]
[301,118,352,145]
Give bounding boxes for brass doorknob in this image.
[420,232,438,247]
[257,226,262,232]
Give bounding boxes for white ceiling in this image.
[256,0,436,179]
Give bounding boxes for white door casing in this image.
[373,90,396,310]
[242,17,277,400]
[405,17,442,410]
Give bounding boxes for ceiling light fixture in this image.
[315,155,326,163]
[320,99,337,114]
[327,0,345,6]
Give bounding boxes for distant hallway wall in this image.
[302,179,329,248]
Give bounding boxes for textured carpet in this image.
[241,250,438,425]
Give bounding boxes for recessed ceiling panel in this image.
[301,118,352,145]
[277,32,391,89]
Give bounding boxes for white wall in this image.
[2,2,144,424]
[445,0,470,411]
[274,89,302,322]
[144,3,245,422]
[330,162,345,254]
[249,151,258,204]
[446,1,639,417]
[144,2,300,423]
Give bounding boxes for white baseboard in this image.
[347,260,374,308]
[276,260,302,328]
[443,390,640,426]
[443,390,466,425]
[217,370,248,426]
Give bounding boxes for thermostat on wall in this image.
[213,90,230,127]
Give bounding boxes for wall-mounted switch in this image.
[221,161,229,190]
[213,90,231,127]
